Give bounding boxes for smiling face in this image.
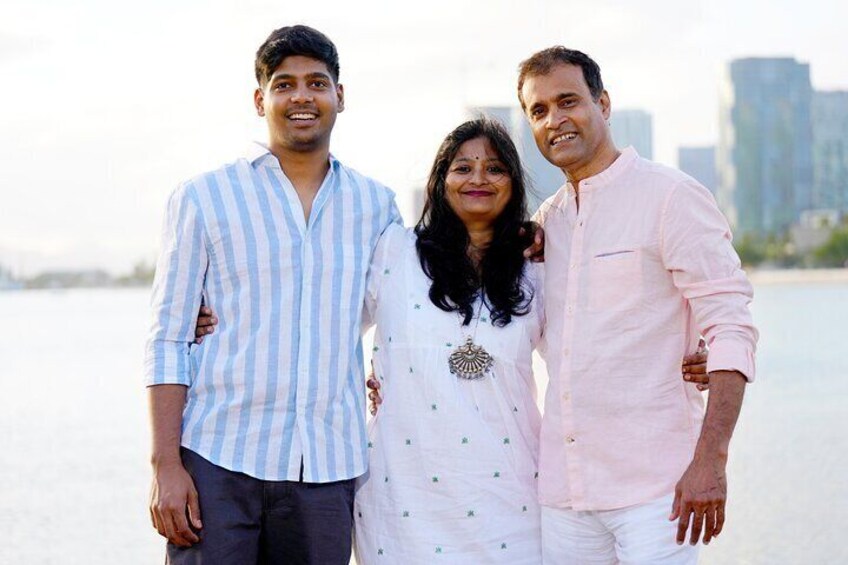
[444,136,513,230]
[521,63,615,181]
[254,55,344,155]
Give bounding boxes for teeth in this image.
[553,133,578,145]
[290,113,317,120]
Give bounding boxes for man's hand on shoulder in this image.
[520,221,545,262]
[150,459,203,547]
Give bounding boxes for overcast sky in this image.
[1,0,846,275]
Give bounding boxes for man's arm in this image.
[670,371,745,545]
[660,179,758,546]
[144,185,209,547]
[148,385,201,547]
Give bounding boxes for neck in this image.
[467,224,494,249]
[564,141,621,191]
[268,142,331,190]
[466,224,494,268]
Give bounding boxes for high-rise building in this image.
[717,57,814,235]
[812,91,848,212]
[609,109,653,160]
[678,146,717,195]
[470,106,564,212]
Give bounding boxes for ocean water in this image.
[0,283,845,564]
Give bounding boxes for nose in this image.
[545,107,568,131]
[290,85,313,103]
[469,165,487,186]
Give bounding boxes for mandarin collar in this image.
[565,146,638,194]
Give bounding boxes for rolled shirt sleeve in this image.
[144,184,209,387]
[660,179,758,381]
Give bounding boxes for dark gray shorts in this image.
[166,448,355,565]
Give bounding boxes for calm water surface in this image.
[0,284,845,564]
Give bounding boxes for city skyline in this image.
[2,0,847,275]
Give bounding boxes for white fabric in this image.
[541,493,699,565]
[354,225,545,564]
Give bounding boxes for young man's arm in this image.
[144,185,209,547]
[148,384,201,546]
[660,179,758,546]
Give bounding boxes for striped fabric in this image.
[144,143,400,482]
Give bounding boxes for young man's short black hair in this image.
[255,25,340,86]
[517,47,604,109]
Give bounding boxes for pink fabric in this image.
[535,147,757,511]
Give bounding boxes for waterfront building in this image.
[678,146,718,196]
[610,109,653,160]
[717,57,814,235]
[812,91,848,213]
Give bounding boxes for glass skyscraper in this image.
[717,57,814,235]
[812,91,848,213]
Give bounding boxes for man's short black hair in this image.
[255,25,340,86]
[517,47,604,109]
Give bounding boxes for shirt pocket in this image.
[588,249,643,312]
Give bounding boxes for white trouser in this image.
[541,493,699,565]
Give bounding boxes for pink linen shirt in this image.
[535,147,757,512]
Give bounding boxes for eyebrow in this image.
[531,92,581,109]
[270,72,332,82]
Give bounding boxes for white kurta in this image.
[354,225,544,565]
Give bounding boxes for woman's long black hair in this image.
[415,117,533,327]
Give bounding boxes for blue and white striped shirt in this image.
[144,143,400,482]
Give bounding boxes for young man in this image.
[518,48,758,563]
[144,26,399,564]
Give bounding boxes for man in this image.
[518,48,758,563]
[144,25,399,563]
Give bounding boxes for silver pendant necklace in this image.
[448,299,493,380]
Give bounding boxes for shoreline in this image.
[747,268,848,285]
[2,269,847,292]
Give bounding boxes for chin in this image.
[285,134,326,152]
[547,149,582,170]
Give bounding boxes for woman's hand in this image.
[366,361,382,415]
[682,338,709,391]
[194,306,218,344]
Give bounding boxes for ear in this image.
[599,90,611,120]
[336,83,345,113]
[254,87,266,117]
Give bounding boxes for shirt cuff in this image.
[144,342,194,386]
[706,338,756,383]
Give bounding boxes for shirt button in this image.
[563,348,569,356]
[566,306,574,315]
[565,436,576,444]
[570,262,577,269]
[562,392,570,401]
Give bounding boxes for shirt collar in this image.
[565,146,638,194]
[244,141,341,172]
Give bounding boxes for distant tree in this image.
[812,227,848,268]
[734,234,766,267]
[115,260,156,287]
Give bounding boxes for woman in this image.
[354,118,544,563]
